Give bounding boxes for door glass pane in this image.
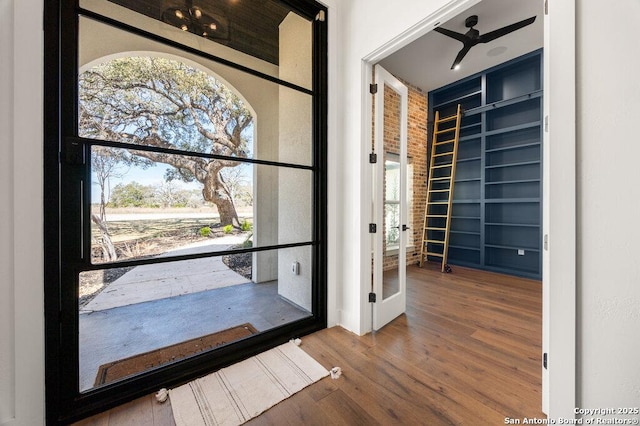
[384,154,414,250]
[79,0,313,90]
[79,16,313,166]
[89,146,312,265]
[79,245,312,391]
[382,83,402,300]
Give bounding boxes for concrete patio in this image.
[78,237,310,391]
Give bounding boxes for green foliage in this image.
[109,182,152,208]
[199,226,212,237]
[241,235,253,248]
[241,220,252,232]
[78,57,253,157]
[108,181,205,208]
[223,224,233,234]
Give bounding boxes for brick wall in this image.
[406,80,428,267]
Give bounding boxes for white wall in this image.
[0,0,15,422]
[322,0,340,329]
[336,0,452,333]
[0,0,44,425]
[278,13,313,310]
[576,0,640,409]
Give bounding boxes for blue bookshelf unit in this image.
[427,50,543,279]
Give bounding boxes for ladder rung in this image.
[437,115,458,124]
[427,215,447,218]
[430,164,452,169]
[429,189,450,193]
[433,151,454,157]
[427,201,448,205]
[435,128,455,135]
[434,139,455,145]
[426,239,445,244]
[426,227,446,230]
[429,176,451,182]
[426,252,444,257]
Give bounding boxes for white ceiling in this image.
[379,0,544,92]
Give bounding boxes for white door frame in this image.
[541,0,576,417]
[372,65,408,330]
[360,0,576,418]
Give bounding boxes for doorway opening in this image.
[370,0,543,322]
[364,0,576,417]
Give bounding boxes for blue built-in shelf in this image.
[428,50,543,280]
[457,157,482,164]
[451,230,481,235]
[432,89,483,110]
[484,121,542,138]
[485,142,540,154]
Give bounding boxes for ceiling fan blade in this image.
[433,26,468,44]
[479,16,536,44]
[451,44,472,69]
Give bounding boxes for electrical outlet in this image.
[291,261,300,275]
[517,249,525,256]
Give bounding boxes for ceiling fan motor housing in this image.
[465,15,478,28]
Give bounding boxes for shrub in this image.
[199,226,212,237]
[223,224,233,234]
[241,220,252,232]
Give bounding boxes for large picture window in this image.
[44,0,327,423]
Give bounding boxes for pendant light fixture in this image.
[162,0,229,40]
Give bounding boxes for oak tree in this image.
[79,56,253,227]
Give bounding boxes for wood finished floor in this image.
[73,263,544,425]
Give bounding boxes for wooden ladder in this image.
[419,104,462,272]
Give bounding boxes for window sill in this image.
[385,245,416,256]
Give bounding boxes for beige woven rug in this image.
[169,341,329,426]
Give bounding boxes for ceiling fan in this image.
[434,15,536,70]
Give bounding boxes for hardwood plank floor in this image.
[73,263,544,425]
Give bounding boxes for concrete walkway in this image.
[82,235,249,312]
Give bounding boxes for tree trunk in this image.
[216,197,241,228]
[202,169,241,227]
[99,187,107,222]
[91,214,117,261]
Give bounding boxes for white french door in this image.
[372,65,408,330]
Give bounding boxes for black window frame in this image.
[44,1,328,424]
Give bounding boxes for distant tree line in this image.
[105,180,252,209]
[107,181,201,208]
